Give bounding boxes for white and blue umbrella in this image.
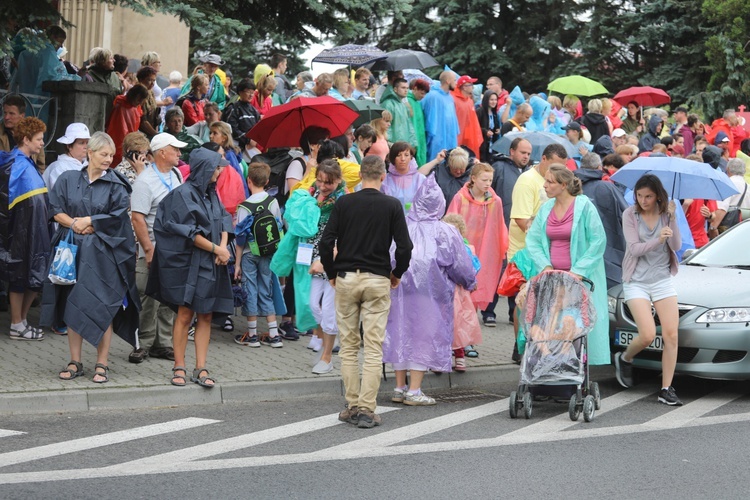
[311,44,387,67]
[611,156,739,200]
[492,131,578,163]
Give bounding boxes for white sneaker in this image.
[404,391,437,406]
[312,359,333,374]
[307,336,323,352]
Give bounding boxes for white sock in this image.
[268,321,278,338]
[247,320,257,336]
[407,389,421,396]
[11,322,24,331]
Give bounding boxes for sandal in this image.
[222,317,234,332]
[466,345,479,358]
[59,361,84,380]
[92,363,109,384]
[9,324,44,341]
[191,367,216,388]
[171,366,187,387]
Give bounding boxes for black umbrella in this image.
[344,100,385,127]
[311,44,387,67]
[366,49,439,71]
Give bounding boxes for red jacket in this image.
[182,97,205,127]
[106,94,143,167]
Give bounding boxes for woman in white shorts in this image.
[615,174,683,405]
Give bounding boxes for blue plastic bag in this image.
[48,229,77,285]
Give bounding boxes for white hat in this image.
[612,128,627,138]
[150,133,188,152]
[199,54,224,66]
[56,123,91,144]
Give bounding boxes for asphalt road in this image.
[2,372,749,499]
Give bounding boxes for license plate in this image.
[615,330,663,351]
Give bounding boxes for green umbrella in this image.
[547,75,609,97]
[344,99,385,128]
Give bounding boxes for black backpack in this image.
[250,149,304,208]
[239,198,282,256]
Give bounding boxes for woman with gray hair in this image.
[286,71,314,102]
[712,158,750,233]
[86,47,123,106]
[41,131,140,383]
[163,106,202,157]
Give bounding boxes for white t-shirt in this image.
[717,175,750,211]
[284,157,308,194]
[131,164,182,258]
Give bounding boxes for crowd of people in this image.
[3,26,750,425]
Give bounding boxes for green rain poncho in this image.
[407,90,427,166]
[380,85,416,148]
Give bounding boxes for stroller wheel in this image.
[568,395,580,421]
[509,391,518,419]
[591,382,601,410]
[522,392,533,419]
[583,395,596,422]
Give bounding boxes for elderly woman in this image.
[107,83,149,167]
[163,107,202,158]
[182,74,209,127]
[0,117,52,340]
[114,131,150,185]
[523,165,609,366]
[580,98,610,145]
[328,68,351,101]
[86,47,123,116]
[430,147,472,208]
[44,122,90,189]
[147,148,233,388]
[41,132,140,382]
[381,141,426,212]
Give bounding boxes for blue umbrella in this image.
[611,156,739,200]
[311,44,387,67]
[492,131,578,162]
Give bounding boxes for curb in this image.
[0,365,522,415]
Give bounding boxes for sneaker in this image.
[307,336,323,352]
[338,405,358,425]
[454,357,467,373]
[483,315,496,327]
[312,359,333,374]
[658,386,683,406]
[187,325,195,342]
[234,332,260,347]
[295,327,314,336]
[357,408,382,428]
[404,391,437,406]
[128,348,148,364]
[261,335,283,348]
[614,352,634,388]
[512,343,521,365]
[391,388,406,403]
[279,321,299,341]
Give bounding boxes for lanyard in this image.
[152,164,173,192]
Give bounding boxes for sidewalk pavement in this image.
[1,304,523,415]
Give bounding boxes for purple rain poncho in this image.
[383,176,477,372]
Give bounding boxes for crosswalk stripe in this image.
[0,429,26,439]
[644,390,743,429]
[0,418,220,469]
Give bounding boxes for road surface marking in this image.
[0,429,25,439]
[0,418,219,469]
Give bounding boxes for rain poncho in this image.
[383,177,476,372]
[453,243,482,349]
[637,115,663,153]
[497,85,525,122]
[524,195,610,365]
[147,148,234,315]
[526,95,552,133]
[270,189,320,331]
[0,149,51,291]
[380,85,417,147]
[294,159,361,193]
[447,183,509,310]
[381,159,426,212]
[407,90,428,166]
[40,167,140,347]
[452,87,483,158]
[421,86,459,160]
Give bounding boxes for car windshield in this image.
[686,221,750,268]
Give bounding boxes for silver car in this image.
[608,219,750,380]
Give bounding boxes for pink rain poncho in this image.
[383,176,477,372]
[447,183,509,310]
[381,158,426,212]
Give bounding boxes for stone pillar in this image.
[41,81,112,163]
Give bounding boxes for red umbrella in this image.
[247,96,359,149]
[613,86,671,108]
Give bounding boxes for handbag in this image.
[719,184,748,232]
[497,262,526,297]
[48,229,78,285]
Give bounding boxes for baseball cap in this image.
[715,131,730,145]
[612,128,627,138]
[199,54,224,66]
[564,122,582,132]
[456,75,478,87]
[150,133,188,152]
[56,123,91,144]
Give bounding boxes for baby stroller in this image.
[509,270,601,422]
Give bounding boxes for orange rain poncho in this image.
[452,87,484,158]
[447,183,509,310]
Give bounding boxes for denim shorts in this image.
[623,277,676,303]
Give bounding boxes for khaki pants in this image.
[135,257,175,350]
[335,271,391,412]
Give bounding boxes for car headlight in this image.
[696,308,750,323]
[608,296,618,314]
